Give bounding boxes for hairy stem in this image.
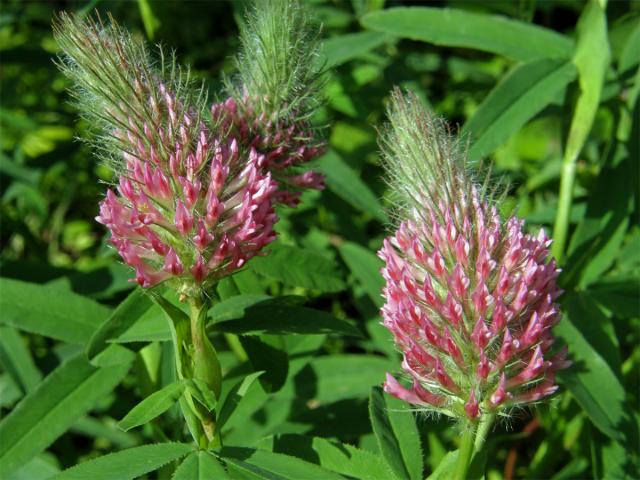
[474,413,495,453]
[454,422,477,480]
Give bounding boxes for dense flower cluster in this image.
[211,96,325,206]
[379,92,569,420]
[96,84,284,293]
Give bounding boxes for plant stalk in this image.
[474,413,495,453]
[454,422,477,480]
[188,295,222,448]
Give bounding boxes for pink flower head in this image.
[211,95,325,207]
[378,90,568,420]
[96,83,278,295]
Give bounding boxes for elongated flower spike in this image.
[222,0,327,206]
[54,1,325,298]
[378,89,569,422]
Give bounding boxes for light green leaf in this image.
[5,454,60,480]
[217,371,265,431]
[338,241,384,307]
[552,0,611,260]
[618,18,640,73]
[220,447,345,480]
[462,59,577,160]
[0,327,42,394]
[118,381,186,432]
[86,288,154,361]
[172,451,231,480]
[361,7,573,61]
[322,31,394,67]
[264,434,393,480]
[385,394,424,480]
[316,150,388,222]
[0,353,131,476]
[51,443,192,480]
[0,278,110,344]
[248,244,346,292]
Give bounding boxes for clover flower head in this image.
[378,90,569,420]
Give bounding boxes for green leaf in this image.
[462,59,576,161]
[322,31,394,67]
[217,371,265,431]
[266,434,393,480]
[0,278,110,344]
[0,353,132,476]
[248,243,345,292]
[86,288,154,361]
[360,7,573,61]
[172,451,231,480]
[0,327,42,394]
[220,447,345,480]
[51,443,192,480]
[316,150,388,222]
[5,454,60,480]
[618,19,640,73]
[210,301,361,337]
[239,336,289,393]
[338,241,384,307]
[299,355,394,403]
[555,294,626,440]
[384,394,424,480]
[369,386,414,480]
[118,381,186,432]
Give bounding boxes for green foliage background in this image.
[0,0,638,479]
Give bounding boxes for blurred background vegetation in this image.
[1,1,638,479]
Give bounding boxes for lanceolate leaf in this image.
[118,381,186,432]
[369,386,417,480]
[265,434,393,480]
[321,31,394,67]
[0,278,110,344]
[555,293,626,441]
[361,7,573,61]
[0,326,42,394]
[338,241,385,307]
[462,59,577,161]
[210,303,361,337]
[86,288,154,361]
[316,150,388,222]
[172,451,231,480]
[248,244,346,292]
[50,443,193,480]
[220,447,345,480]
[0,353,132,476]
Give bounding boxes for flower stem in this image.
[474,413,495,453]
[188,295,222,447]
[551,159,576,262]
[454,422,477,480]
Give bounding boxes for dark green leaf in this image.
[217,371,265,431]
[239,336,289,393]
[211,302,361,337]
[248,244,346,292]
[338,241,384,307]
[316,150,388,222]
[556,294,626,440]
